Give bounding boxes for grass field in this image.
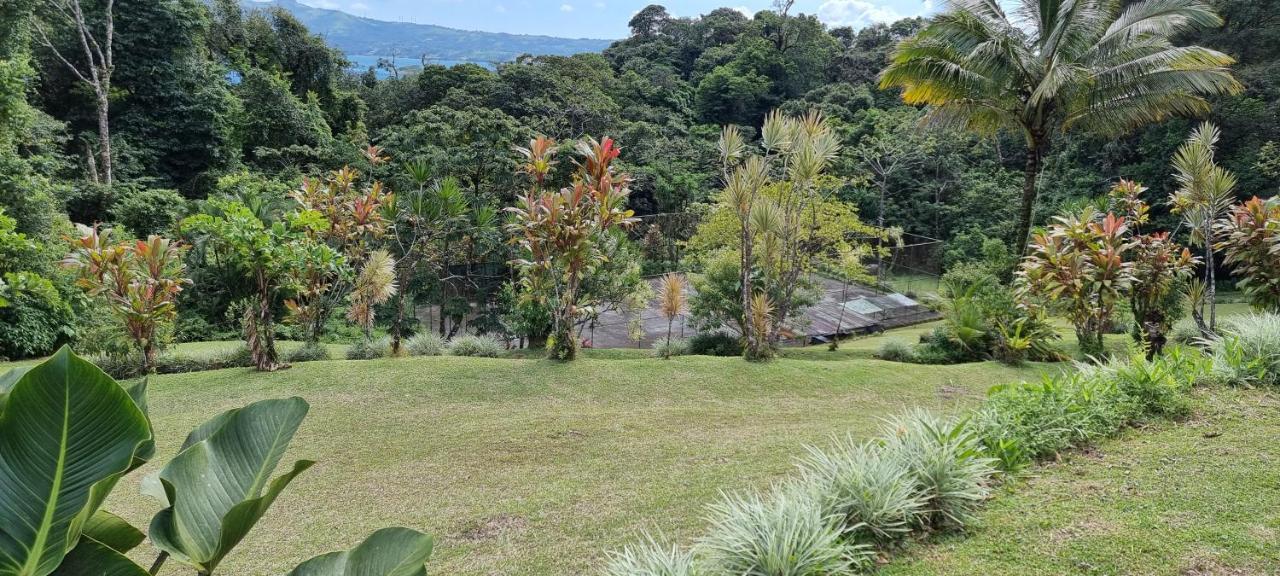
[101,349,1047,575]
[2,302,1268,574]
[883,386,1280,575]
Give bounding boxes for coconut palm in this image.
[879,0,1240,255]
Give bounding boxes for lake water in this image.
[345,54,497,77]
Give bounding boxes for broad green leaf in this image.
[287,528,434,576]
[0,366,29,414]
[48,539,148,576]
[0,347,152,576]
[147,397,310,573]
[81,511,144,554]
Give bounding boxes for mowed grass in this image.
[105,353,1048,575]
[883,386,1280,575]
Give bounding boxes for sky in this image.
[296,0,939,39]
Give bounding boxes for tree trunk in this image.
[1205,224,1217,333]
[740,222,754,357]
[96,89,112,185]
[1015,137,1046,257]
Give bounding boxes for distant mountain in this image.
[240,0,614,66]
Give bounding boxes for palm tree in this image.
[880,0,1240,255]
[1170,122,1236,336]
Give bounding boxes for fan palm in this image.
[880,0,1240,255]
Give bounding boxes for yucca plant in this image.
[747,292,775,361]
[347,249,398,339]
[658,273,688,359]
[880,0,1240,254]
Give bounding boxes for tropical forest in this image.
[1,0,1279,574]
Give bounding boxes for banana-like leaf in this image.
[147,397,311,574]
[287,528,434,576]
[0,366,30,413]
[48,539,148,576]
[0,347,153,576]
[81,511,144,554]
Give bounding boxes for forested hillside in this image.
[241,0,614,64]
[2,0,1277,358]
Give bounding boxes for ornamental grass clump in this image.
[879,410,996,530]
[697,483,873,575]
[603,532,699,576]
[405,331,446,356]
[448,333,504,357]
[1206,314,1280,387]
[797,436,926,546]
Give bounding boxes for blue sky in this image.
[297,0,938,39]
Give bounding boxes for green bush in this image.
[405,332,446,357]
[89,345,255,379]
[913,328,982,365]
[0,271,74,360]
[1170,317,1202,345]
[652,337,690,358]
[875,340,916,363]
[880,410,996,530]
[286,342,331,363]
[799,436,925,545]
[1207,314,1280,387]
[603,533,698,576]
[448,334,503,358]
[698,485,871,575]
[347,337,392,360]
[687,332,743,356]
[111,187,189,237]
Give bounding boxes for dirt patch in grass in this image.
[459,513,529,542]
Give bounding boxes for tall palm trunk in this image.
[1015,136,1046,257]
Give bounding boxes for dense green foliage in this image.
[4,0,1278,359]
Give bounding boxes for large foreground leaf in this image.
[49,539,148,576]
[0,347,152,576]
[287,528,434,576]
[148,397,311,573]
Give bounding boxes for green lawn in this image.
[105,353,1047,575]
[883,386,1280,575]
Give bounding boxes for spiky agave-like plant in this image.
[658,273,688,359]
[880,0,1241,254]
[347,249,398,339]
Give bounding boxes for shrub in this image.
[405,332,446,356]
[698,485,871,575]
[0,271,74,360]
[875,340,915,363]
[1207,314,1280,386]
[798,436,925,545]
[688,332,743,357]
[652,337,690,358]
[286,342,331,363]
[448,334,503,358]
[110,187,189,237]
[603,533,698,576]
[974,372,1127,469]
[880,410,996,530]
[913,328,981,365]
[347,336,392,360]
[1092,351,1200,420]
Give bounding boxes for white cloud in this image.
[733,6,752,17]
[816,0,907,28]
[560,3,574,11]
[348,1,368,11]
